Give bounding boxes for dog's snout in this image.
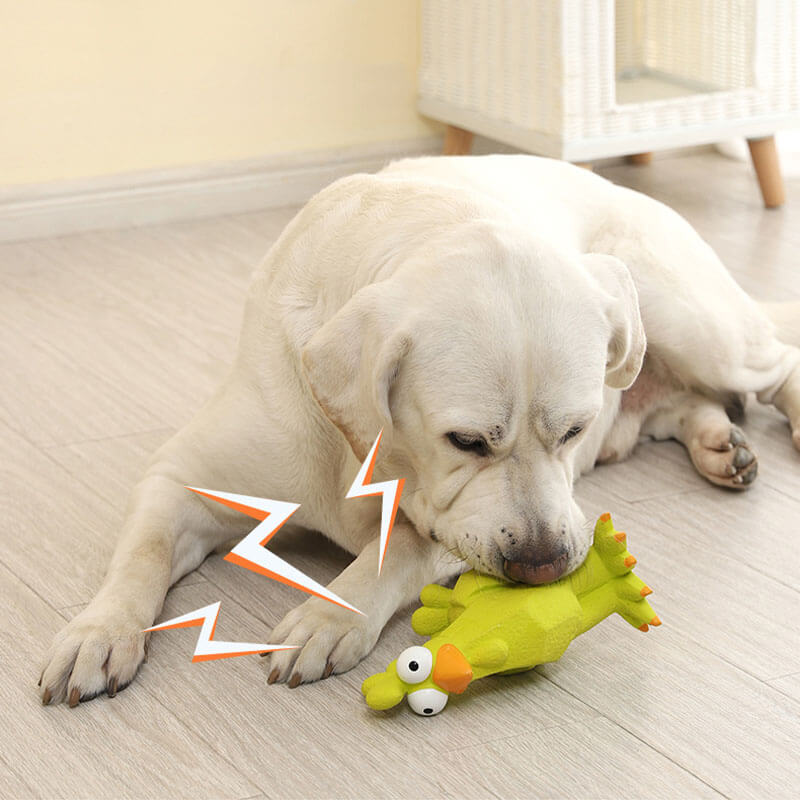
[503,543,569,585]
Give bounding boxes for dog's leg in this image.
[39,464,237,706]
[772,364,800,451]
[642,392,758,489]
[263,518,459,687]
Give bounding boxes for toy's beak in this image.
[433,644,473,694]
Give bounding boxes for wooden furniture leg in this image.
[628,152,653,165]
[443,125,474,155]
[747,136,785,208]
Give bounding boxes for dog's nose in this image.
[503,550,569,585]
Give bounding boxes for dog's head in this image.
[302,221,644,583]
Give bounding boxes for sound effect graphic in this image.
[144,430,402,661]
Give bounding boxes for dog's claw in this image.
[42,688,51,705]
[323,661,334,678]
[268,668,280,685]
[741,463,758,484]
[68,687,80,708]
[288,673,302,689]
[107,676,118,698]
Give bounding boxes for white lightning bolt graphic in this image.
[187,487,364,615]
[143,602,297,662]
[346,429,405,574]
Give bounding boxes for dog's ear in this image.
[301,281,411,461]
[582,253,646,390]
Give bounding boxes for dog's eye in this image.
[396,646,432,684]
[447,432,489,456]
[559,425,584,445]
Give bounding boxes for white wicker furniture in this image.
[419,0,800,206]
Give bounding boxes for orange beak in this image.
[432,644,473,694]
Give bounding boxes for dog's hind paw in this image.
[39,604,148,707]
[262,596,379,688]
[689,424,758,490]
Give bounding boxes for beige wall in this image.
[1,0,437,186]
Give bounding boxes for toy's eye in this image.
[396,646,432,684]
[407,688,448,716]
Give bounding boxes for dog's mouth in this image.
[503,552,570,585]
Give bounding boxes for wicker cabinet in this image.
[419,0,800,206]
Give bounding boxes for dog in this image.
[39,154,800,705]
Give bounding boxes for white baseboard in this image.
[0,135,717,244]
[0,137,442,243]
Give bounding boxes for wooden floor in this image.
[1,152,799,800]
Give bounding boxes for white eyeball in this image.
[396,645,432,684]
[408,688,448,716]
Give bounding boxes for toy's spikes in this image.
[614,532,627,543]
[345,429,405,574]
[143,602,297,662]
[617,572,650,602]
[624,555,637,567]
[641,585,653,597]
[639,623,649,632]
[651,615,662,626]
[187,487,363,615]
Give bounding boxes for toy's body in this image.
[363,513,660,715]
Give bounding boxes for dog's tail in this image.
[761,302,800,348]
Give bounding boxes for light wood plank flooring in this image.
[1,152,799,799]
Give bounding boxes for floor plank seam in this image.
[0,556,64,622]
[765,483,800,506]
[53,577,211,616]
[583,473,705,505]
[765,681,800,707]
[537,673,730,799]
[13,328,187,430]
[124,668,263,798]
[40,425,176,450]
[438,716,600,755]
[653,627,800,694]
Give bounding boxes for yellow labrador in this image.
[40,155,800,705]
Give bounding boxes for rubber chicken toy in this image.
[362,513,660,716]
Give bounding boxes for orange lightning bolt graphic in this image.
[346,429,405,574]
[143,602,297,661]
[187,487,364,614]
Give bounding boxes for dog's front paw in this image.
[263,597,378,688]
[39,603,148,707]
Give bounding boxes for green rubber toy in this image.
[362,513,660,716]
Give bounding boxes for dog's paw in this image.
[39,604,148,707]
[262,596,378,688]
[689,424,758,489]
